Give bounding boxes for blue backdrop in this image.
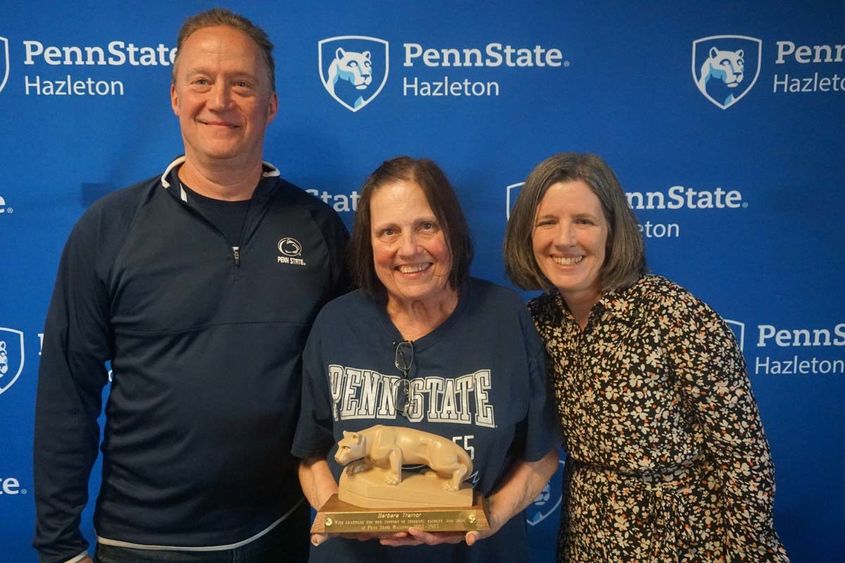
[1,1,843,561]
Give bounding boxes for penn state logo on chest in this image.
[328,364,496,428]
[277,236,307,267]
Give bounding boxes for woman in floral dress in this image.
[504,153,789,562]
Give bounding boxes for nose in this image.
[208,82,232,110]
[554,222,576,247]
[397,231,419,257]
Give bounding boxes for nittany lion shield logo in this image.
[0,327,25,396]
[0,36,10,94]
[319,35,389,112]
[692,35,762,110]
[526,457,564,527]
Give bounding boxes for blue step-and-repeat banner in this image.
[1,1,843,561]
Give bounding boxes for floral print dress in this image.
[529,275,789,562]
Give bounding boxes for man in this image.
[33,9,348,563]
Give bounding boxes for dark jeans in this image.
[95,503,309,563]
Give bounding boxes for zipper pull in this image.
[232,246,240,266]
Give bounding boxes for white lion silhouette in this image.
[327,48,373,110]
[697,47,745,107]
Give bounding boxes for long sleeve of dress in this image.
[664,289,789,562]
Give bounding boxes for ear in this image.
[737,49,744,58]
[170,82,179,116]
[336,47,345,59]
[363,51,371,61]
[709,47,718,58]
[266,91,279,124]
[342,431,351,438]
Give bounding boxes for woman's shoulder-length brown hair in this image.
[504,152,646,292]
[349,156,474,297]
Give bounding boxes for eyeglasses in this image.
[394,340,414,418]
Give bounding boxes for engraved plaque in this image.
[311,494,490,534]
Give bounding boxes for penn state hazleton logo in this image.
[319,36,389,112]
[724,319,746,351]
[0,36,9,94]
[0,328,25,396]
[506,182,524,220]
[526,457,564,526]
[692,35,761,109]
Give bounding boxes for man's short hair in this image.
[350,156,474,297]
[172,8,276,91]
[504,152,646,292]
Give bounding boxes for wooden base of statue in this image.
[311,467,489,534]
[311,493,490,534]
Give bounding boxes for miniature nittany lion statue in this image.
[335,425,472,491]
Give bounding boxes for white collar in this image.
[160,156,281,199]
